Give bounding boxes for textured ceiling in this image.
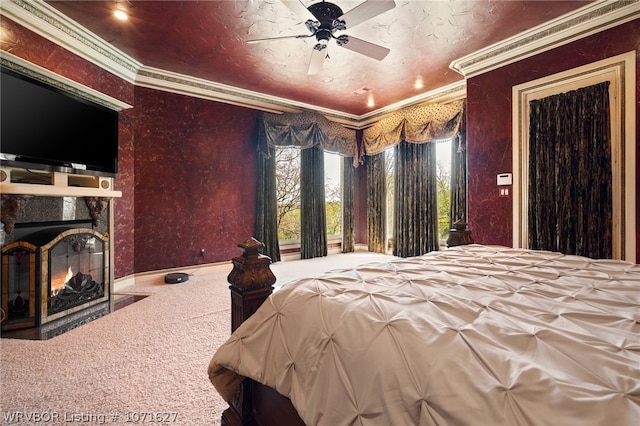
[44,0,593,116]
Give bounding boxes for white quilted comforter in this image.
[209,245,640,425]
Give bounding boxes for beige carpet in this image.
[0,251,395,425]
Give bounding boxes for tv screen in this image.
[1,68,119,177]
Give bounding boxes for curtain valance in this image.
[259,111,357,158]
[363,100,465,155]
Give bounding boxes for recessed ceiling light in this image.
[113,5,128,21]
[367,96,375,108]
[321,77,334,83]
[414,77,424,89]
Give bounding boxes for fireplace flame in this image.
[51,267,74,297]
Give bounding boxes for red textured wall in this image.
[133,87,260,272]
[0,18,137,278]
[466,19,640,261]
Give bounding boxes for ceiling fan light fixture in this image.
[313,42,328,52]
[316,29,332,43]
[335,34,349,47]
[333,20,347,31]
[305,19,320,33]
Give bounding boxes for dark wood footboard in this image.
[222,238,306,426]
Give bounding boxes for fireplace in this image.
[1,226,110,337]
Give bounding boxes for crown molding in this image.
[0,50,133,111]
[135,66,306,115]
[1,0,141,83]
[450,0,640,78]
[134,65,466,127]
[325,81,467,130]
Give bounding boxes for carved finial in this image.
[228,237,275,291]
[447,220,474,247]
[1,195,30,234]
[453,219,468,231]
[237,237,265,257]
[84,197,109,227]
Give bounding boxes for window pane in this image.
[436,139,452,243]
[325,152,341,237]
[275,147,301,240]
[385,147,395,245]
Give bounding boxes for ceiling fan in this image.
[246,0,396,75]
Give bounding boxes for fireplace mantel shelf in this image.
[0,182,122,197]
[0,168,122,198]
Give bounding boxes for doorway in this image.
[512,51,635,261]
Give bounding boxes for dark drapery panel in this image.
[255,134,281,261]
[449,109,467,226]
[300,145,327,259]
[394,140,439,257]
[342,156,355,253]
[367,152,387,253]
[528,81,612,259]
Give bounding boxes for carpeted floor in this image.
[0,251,395,425]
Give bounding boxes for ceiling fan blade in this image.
[246,34,312,44]
[307,45,327,75]
[338,35,390,61]
[281,0,317,22]
[338,0,395,29]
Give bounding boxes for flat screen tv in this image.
[1,67,119,177]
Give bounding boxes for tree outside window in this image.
[436,139,452,242]
[324,152,341,237]
[275,147,301,240]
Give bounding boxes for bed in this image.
[209,240,640,426]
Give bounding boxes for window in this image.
[275,147,343,245]
[324,152,342,238]
[383,140,452,249]
[385,147,395,248]
[435,139,452,244]
[275,147,301,241]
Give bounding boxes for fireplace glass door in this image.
[1,227,109,332]
[46,230,106,317]
[1,242,37,330]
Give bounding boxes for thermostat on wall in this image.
[497,173,512,186]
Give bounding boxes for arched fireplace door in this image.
[1,227,109,334]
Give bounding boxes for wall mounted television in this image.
[1,67,119,177]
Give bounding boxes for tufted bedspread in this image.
[209,245,640,425]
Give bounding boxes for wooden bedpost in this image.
[222,237,276,426]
